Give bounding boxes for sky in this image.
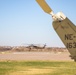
[0,0,76,47]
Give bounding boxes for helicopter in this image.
[26,44,46,49]
[36,0,76,61]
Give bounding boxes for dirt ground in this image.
[0,52,73,61]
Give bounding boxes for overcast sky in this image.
[0,0,76,47]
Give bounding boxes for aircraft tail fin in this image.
[53,17,76,61]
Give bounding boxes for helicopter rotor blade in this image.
[36,0,53,14]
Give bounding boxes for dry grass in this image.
[9,67,53,75]
[0,61,76,75]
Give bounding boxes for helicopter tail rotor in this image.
[36,0,66,21]
[36,0,54,15]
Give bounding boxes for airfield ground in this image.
[0,52,72,61]
[0,46,72,61]
[0,49,76,75]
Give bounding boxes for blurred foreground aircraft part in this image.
[36,0,76,61]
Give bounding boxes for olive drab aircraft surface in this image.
[36,0,76,61]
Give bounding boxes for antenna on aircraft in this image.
[36,0,66,21]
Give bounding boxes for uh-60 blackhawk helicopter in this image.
[36,0,76,61]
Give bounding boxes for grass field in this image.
[0,61,76,75]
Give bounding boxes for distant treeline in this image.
[0,46,67,52]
